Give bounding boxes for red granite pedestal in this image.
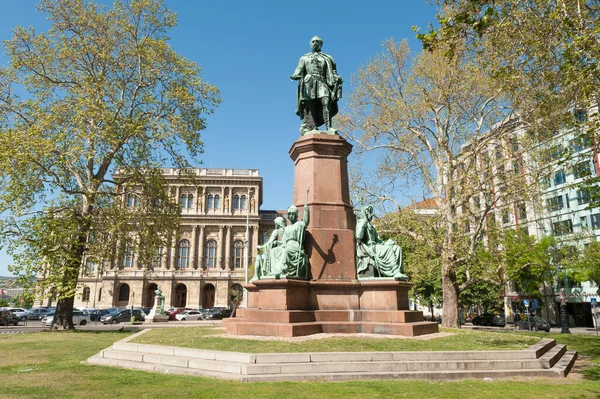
[224,134,438,337]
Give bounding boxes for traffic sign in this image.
[591,298,597,306]
[531,299,539,309]
[524,299,529,307]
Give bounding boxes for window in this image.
[121,245,134,268]
[151,247,163,269]
[126,194,139,208]
[592,214,600,230]
[580,216,589,230]
[574,109,588,123]
[240,195,247,209]
[501,209,511,224]
[552,220,573,236]
[577,189,591,205]
[571,134,591,152]
[573,162,591,179]
[554,170,566,185]
[205,240,217,268]
[214,194,221,209]
[207,194,214,209]
[547,195,564,212]
[473,196,481,210]
[118,284,130,302]
[233,194,240,209]
[180,194,193,209]
[82,287,90,302]
[517,203,527,221]
[177,240,190,269]
[85,259,96,275]
[544,145,563,161]
[232,240,244,269]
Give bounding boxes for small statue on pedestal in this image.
[253,216,286,280]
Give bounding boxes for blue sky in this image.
[0,0,438,276]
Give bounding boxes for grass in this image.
[0,328,598,399]
[131,326,540,353]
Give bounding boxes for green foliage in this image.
[0,0,219,328]
[0,298,9,307]
[571,241,600,294]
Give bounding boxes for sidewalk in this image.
[462,324,600,335]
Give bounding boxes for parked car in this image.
[0,310,20,326]
[42,310,91,327]
[471,313,506,327]
[175,310,205,321]
[517,317,551,332]
[201,308,232,320]
[167,307,193,321]
[90,309,115,322]
[140,307,153,316]
[24,308,55,320]
[100,309,145,324]
[4,307,28,321]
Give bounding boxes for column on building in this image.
[160,242,168,270]
[225,225,232,270]
[221,186,225,213]
[169,234,177,270]
[217,225,224,269]
[197,187,204,214]
[198,225,205,269]
[191,225,198,269]
[176,185,181,208]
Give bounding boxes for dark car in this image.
[201,308,232,320]
[90,309,115,322]
[0,310,20,326]
[517,316,551,332]
[472,313,506,327]
[100,309,145,324]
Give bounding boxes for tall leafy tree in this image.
[0,0,220,329]
[342,40,542,327]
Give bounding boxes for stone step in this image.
[87,337,576,382]
[236,309,425,323]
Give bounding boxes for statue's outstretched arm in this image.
[303,185,310,227]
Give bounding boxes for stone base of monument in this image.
[144,310,169,323]
[223,279,439,337]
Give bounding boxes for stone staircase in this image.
[87,332,577,382]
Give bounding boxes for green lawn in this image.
[131,326,540,353]
[0,328,598,399]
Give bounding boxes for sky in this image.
[0,0,439,276]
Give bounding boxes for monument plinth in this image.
[224,133,438,337]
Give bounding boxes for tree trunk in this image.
[441,255,461,328]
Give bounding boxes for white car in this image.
[42,310,91,327]
[175,310,204,321]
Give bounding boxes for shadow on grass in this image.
[40,328,138,335]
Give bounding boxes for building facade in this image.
[37,168,285,310]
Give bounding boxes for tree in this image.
[419,0,600,205]
[571,241,600,294]
[0,0,220,329]
[342,40,543,328]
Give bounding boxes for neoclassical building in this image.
[39,168,283,310]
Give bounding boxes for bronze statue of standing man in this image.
[291,36,343,135]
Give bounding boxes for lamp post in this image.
[559,288,571,334]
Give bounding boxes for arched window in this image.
[205,239,217,268]
[85,258,96,275]
[177,239,190,269]
[207,194,214,209]
[82,287,90,302]
[233,194,240,209]
[118,284,130,301]
[214,194,221,209]
[127,193,139,208]
[121,245,134,269]
[180,194,194,209]
[240,195,247,209]
[232,240,244,268]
